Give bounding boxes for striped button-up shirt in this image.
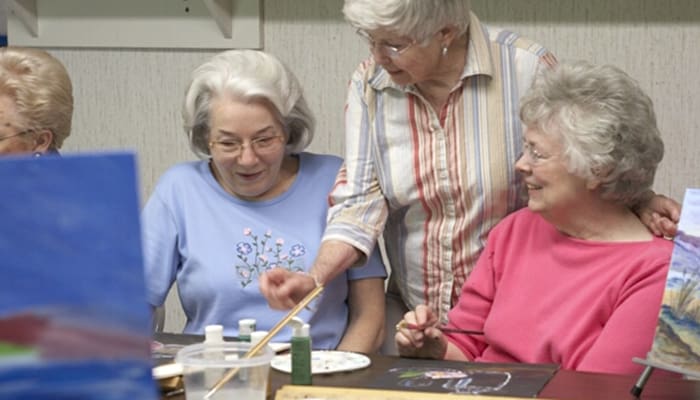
[324,12,554,322]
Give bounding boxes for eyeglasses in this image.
[0,130,31,142]
[519,142,552,166]
[356,29,416,59]
[209,135,285,156]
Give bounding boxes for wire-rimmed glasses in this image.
[209,135,285,156]
[0,129,32,142]
[519,141,553,166]
[355,29,417,59]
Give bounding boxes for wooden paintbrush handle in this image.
[204,285,325,399]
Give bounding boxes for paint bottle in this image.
[204,324,224,345]
[238,318,256,342]
[251,330,272,399]
[289,317,312,385]
[203,324,225,387]
[250,330,269,348]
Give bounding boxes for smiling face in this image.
[515,126,594,222]
[207,97,294,201]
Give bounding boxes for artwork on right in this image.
[644,188,700,377]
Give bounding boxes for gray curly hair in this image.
[520,61,664,207]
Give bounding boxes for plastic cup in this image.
[176,342,274,400]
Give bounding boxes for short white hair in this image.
[520,61,664,207]
[182,50,314,159]
[343,0,471,41]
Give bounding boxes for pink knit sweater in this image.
[446,208,672,374]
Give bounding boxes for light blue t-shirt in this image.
[142,152,386,349]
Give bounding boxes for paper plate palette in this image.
[269,342,291,353]
[271,350,371,375]
[152,362,184,380]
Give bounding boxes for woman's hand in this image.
[636,192,681,237]
[395,304,447,359]
[259,268,317,310]
[260,240,363,309]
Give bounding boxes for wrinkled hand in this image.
[259,268,316,310]
[637,193,681,237]
[395,304,446,359]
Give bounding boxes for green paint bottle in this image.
[290,317,312,385]
[238,318,256,342]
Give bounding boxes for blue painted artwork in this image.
[0,153,158,399]
[648,188,700,375]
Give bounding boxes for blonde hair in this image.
[0,47,74,149]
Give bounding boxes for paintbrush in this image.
[203,284,324,399]
[395,320,484,335]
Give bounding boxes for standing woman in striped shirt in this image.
[261,0,680,352]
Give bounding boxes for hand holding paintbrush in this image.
[395,320,484,335]
[395,305,482,360]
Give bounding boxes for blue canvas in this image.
[0,153,157,399]
[646,188,700,376]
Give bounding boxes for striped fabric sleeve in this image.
[323,66,388,258]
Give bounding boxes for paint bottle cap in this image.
[290,317,310,337]
[250,330,269,345]
[238,318,256,334]
[204,324,224,344]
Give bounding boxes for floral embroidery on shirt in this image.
[235,228,306,287]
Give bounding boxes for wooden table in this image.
[155,333,700,400]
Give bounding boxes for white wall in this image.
[33,0,700,331]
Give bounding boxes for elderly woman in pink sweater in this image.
[396,61,672,375]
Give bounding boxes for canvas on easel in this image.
[0,153,157,399]
[633,188,700,395]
